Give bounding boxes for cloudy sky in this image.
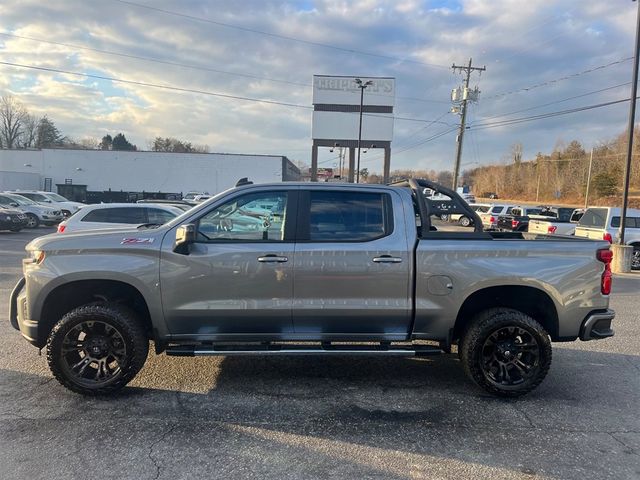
[0,0,637,173]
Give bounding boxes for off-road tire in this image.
[459,308,552,398]
[631,245,640,271]
[46,303,149,396]
[25,213,40,228]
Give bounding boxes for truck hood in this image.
[26,225,170,252]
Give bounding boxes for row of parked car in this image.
[0,190,194,233]
[451,202,640,269]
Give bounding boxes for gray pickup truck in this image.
[10,179,615,397]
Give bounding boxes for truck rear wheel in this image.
[459,308,552,397]
[46,303,149,396]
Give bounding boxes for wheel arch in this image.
[38,279,154,348]
[452,285,559,342]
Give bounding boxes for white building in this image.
[0,149,300,200]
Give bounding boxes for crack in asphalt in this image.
[608,432,640,458]
[147,423,178,480]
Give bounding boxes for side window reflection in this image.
[197,192,287,242]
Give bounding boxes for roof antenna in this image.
[235,177,253,187]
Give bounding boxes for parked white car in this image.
[10,190,84,217]
[57,203,183,233]
[574,207,640,269]
[528,208,584,236]
[0,192,64,228]
[479,204,514,229]
[450,203,491,227]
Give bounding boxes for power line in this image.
[0,31,308,88]
[477,82,632,121]
[0,32,450,107]
[106,0,450,69]
[469,97,635,131]
[485,57,633,99]
[0,60,450,125]
[0,31,449,105]
[0,60,314,109]
[361,126,458,164]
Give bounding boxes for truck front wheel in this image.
[46,304,149,396]
[459,308,552,397]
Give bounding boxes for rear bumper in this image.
[9,278,39,346]
[579,309,615,341]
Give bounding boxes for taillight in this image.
[490,216,496,224]
[511,220,519,229]
[597,248,613,295]
[57,224,66,233]
[547,225,557,234]
[603,232,612,243]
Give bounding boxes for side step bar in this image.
[166,343,443,357]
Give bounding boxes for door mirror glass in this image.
[174,224,196,253]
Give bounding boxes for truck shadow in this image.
[1,347,638,479]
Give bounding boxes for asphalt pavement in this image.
[0,228,639,480]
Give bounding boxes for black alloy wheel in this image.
[47,304,149,395]
[480,326,540,388]
[60,320,127,385]
[459,308,552,397]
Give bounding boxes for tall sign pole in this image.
[620,0,640,244]
[452,59,485,191]
[355,78,372,183]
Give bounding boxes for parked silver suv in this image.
[10,191,84,217]
[0,193,63,227]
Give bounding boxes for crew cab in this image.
[10,179,615,398]
[575,207,640,270]
[528,208,584,236]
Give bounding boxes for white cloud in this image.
[0,0,637,172]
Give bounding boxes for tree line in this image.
[464,132,640,207]
[0,95,209,153]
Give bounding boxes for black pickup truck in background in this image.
[497,206,554,232]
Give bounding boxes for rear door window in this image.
[81,208,146,224]
[611,216,640,228]
[305,190,391,242]
[577,208,607,228]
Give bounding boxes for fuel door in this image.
[427,275,454,296]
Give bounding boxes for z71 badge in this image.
[121,237,155,245]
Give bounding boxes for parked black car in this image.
[0,207,28,232]
[497,206,554,232]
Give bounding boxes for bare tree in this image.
[21,114,39,148]
[0,95,28,149]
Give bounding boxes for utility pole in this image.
[620,0,640,245]
[584,148,594,209]
[451,58,485,191]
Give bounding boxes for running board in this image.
[165,343,443,357]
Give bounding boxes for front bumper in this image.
[9,278,39,346]
[579,309,615,341]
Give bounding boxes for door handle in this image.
[257,255,288,263]
[372,255,403,263]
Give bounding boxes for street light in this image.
[355,78,373,183]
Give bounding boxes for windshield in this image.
[45,193,69,202]
[6,194,37,206]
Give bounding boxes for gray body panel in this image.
[17,182,611,347]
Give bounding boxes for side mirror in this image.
[10,202,19,207]
[174,223,196,254]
